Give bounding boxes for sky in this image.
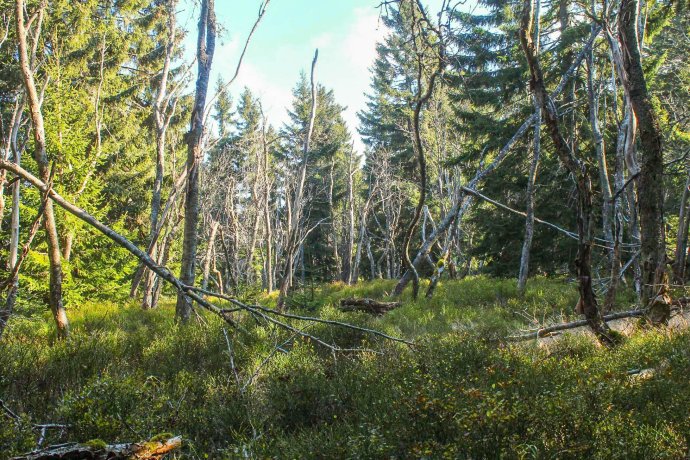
[180,0,445,154]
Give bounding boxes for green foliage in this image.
[1,279,688,458]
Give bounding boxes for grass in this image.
[0,276,687,459]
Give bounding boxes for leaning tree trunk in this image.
[16,0,69,338]
[520,0,615,346]
[176,0,216,322]
[619,0,670,323]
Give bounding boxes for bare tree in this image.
[399,0,445,299]
[15,0,70,337]
[176,0,217,322]
[277,49,318,308]
[140,0,181,309]
[342,144,356,283]
[520,0,615,345]
[517,0,542,295]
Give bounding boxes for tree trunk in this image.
[673,170,690,282]
[342,145,356,283]
[176,0,216,322]
[262,122,274,292]
[518,2,542,295]
[518,105,540,294]
[0,101,24,339]
[140,0,177,308]
[16,0,69,338]
[587,46,613,248]
[278,50,318,308]
[520,0,615,346]
[202,220,220,290]
[11,436,182,460]
[619,0,670,322]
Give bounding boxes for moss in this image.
[84,439,107,450]
[149,432,175,442]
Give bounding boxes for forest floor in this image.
[2,277,690,459]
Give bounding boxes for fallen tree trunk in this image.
[506,309,646,341]
[11,436,182,460]
[0,158,236,327]
[339,298,402,316]
[0,159,413,351]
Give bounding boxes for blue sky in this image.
[180,0,445,153]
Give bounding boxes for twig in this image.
[203,0,271,122]
[192,287,414,347]
[1,399,19,420]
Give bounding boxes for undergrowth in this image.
[1,277,687,459]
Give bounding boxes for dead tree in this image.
[261,116,275,292]
[342,144,356,284]
[520,0,616,346]
[392,25,600,297]
[176,0,217,322]
[15,0,69,338]
[517,0,542,295]
[277,49,318,308]
[140,0,181,309]
[400,0,445,299]
[1,97,24,336]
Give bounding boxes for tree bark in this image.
[201,220,220,291]
[673,171,690,282]
[619,0,670,322]
[176,0,216,322]
[518,0,542,295]
[16,0,69,338]
[142,0,178,308]
[520,0,615,346]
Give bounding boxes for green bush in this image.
[1,279,689,458]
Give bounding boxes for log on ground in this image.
[339,298,402,316]
[11,435,182,460]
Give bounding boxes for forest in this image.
[1,0,690,457]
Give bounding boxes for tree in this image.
[15,0,69,338]
[618,0,670,323]
[176,0,216,322]
[519,0,615,345]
